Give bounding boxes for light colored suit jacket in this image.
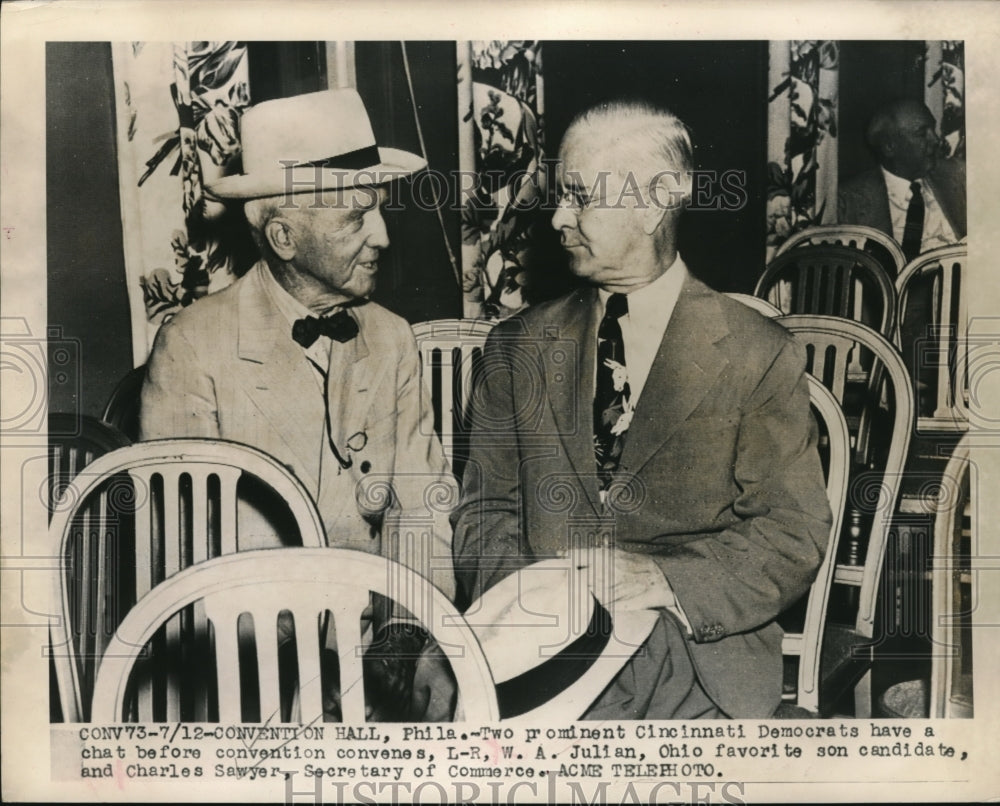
[452,271,831,717]
[141,263,456,600]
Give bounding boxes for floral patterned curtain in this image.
[925,41,965,160]
[765,41,839,262]
[113,42,254,364]
[457,41,547,320]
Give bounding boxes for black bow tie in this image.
[291,310,359,348]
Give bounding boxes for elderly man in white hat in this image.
[140,89,457,719]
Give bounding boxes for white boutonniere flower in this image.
[603,358,628,392]
[610,410,633,436]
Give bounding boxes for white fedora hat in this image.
[465,559,659,720]
[207,88,426,199]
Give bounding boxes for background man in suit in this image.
[839,98,966,257]
[452,101,832,719]
[839,99,967,413]
[140,89,456,719]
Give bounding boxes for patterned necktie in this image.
[901,180,925,262]
[594,293,632,490]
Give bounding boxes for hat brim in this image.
[205,147,427,200]
[467,559,660,720]
[500,607,660,723]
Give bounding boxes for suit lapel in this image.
[237,265,325,493]
[871,171,894,238]
[319,304,392,530]
[926,173,963,241]
[620,274,729,477]
[542,287,603,513]
[326,308,378,446]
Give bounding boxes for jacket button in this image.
[360,461,371,474]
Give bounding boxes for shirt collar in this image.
[881,166,922,200]
[597,253,688,316]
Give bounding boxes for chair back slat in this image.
[252,610,283,723]
[162,470,183,578]
[330,601,367,723]
[207,608,243,722]
[191,475,210,564]
[439,348,456,463]
[218,468,240,554]
[128,468,156,599]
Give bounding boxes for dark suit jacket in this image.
[452,271,832,718]
[838,158,967,242]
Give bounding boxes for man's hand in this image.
[410,637,457,722]
[363,623,424,721]
[567,546,678,611]
[362,624,457,721]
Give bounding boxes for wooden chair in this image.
[778,376,851,714]
[776,224,907,280]
[50,439,327,722]
[411,319,494,470]
[91,548,499,723]
[724,292,782,318]
[101,364,147,442]
[758,244,898,340]
[779,315,914,717]
[878,434,974,718]
[895,244,968,430]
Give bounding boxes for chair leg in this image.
[854,669,873,718]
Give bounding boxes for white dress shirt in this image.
[881,167,957,254]
[596,253,687,407]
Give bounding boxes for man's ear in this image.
[880,135,897,162]
[643,173,688,235]
[641,199,669,236]
[264,216,297,261]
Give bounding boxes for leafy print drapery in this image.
[766,41,839,257]
[114,41,254,361]
[458,41,547,320]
